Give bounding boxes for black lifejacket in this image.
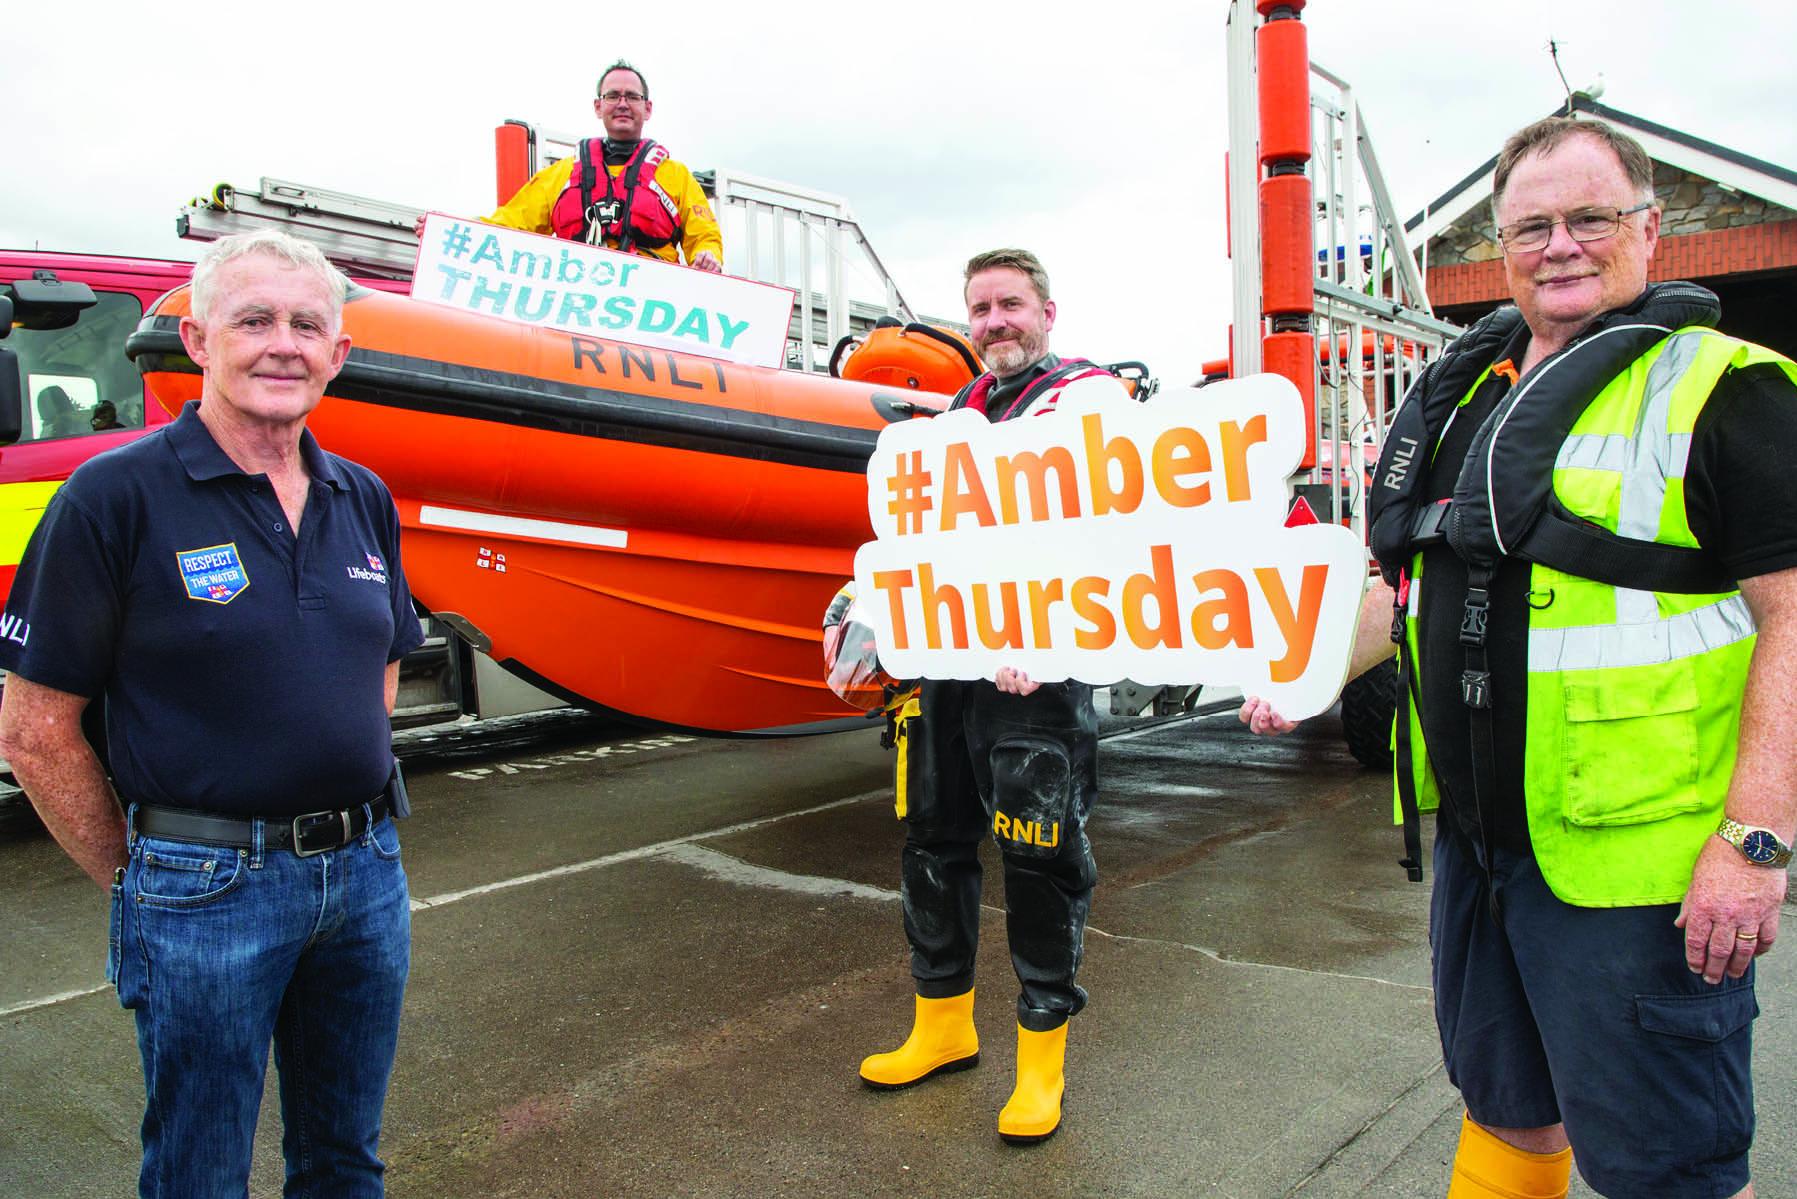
[549,138,683,252]
[949,358,1113,423]
[1369,281,1729,594]
[1366,281,1729,884]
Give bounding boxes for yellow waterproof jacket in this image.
[485,152,723,268]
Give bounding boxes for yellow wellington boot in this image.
[1447,1111,1571,1198]
[859,990,979,1090]
[997,1022,1066,1144]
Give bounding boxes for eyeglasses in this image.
[599,90,647,104]
[1497,203,1653,252]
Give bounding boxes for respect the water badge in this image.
[177,542,250,604]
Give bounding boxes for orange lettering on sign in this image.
[919,562,968,650]
[1027,578,1066,649]
[996,447,1081,525]
[1071,576,1116,650]
[1151,425,1212,507]
[1082,414,1144,517]
[939,443,995,531]
[872,568,915,650]
[973,580,1024,650]
[1122,543,1182,649]
[1189,568,1253,650]
[1257,564,1328,683]
[1219,414,1268,502]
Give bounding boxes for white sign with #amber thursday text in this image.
[412,214,796,368]
[852,373,1369,720]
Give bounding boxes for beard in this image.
[980,325,1048,377]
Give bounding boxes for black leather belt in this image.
[135,798,390,857]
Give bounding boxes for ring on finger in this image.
[1736,930,1760,941]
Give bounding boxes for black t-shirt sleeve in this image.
[0,487,126,697]
[1685,363,1797,581]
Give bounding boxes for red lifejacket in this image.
[951,358,1114,422]
[548,138,684,253]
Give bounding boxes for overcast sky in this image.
[7,1,1796,386]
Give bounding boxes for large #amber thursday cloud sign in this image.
[853,374,1367,720]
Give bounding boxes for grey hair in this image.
[964,248,1051,304]
[1491,117,1656,222]
[189,231,349,323]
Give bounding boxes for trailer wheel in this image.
[0,787,43,837]
[1340,658,1397,770]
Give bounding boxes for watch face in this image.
[1743,830,1780,864]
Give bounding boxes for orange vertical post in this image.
[494,122,532,210]
[1254,1,1317,469]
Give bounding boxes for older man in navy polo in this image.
[0,230,424,1197]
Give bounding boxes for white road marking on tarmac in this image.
[0,982,111,1018]
[443,735,697,782]
[661,844,898,902]
[1084,925,1433,993]
[408,790,887,911]
[7,793,893,1015]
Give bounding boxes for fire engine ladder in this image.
[1225,0,1462,540]
[179,179,423,279]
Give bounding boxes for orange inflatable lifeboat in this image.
[127,287,980,734]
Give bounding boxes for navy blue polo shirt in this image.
[0,401,425,817]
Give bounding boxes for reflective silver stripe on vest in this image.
[1527,594,1754,672]
[1618,331,1704,540]
[1555,431,1693,475]
[1613,586,1659,625]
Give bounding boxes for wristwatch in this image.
[1716,818,1795,868]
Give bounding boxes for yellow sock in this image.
[1447,1111,1571,1199]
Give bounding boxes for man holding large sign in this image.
[854,251,1365,1143]
[857,250,1145,1145]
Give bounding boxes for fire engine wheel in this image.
[1339,659,1397,770]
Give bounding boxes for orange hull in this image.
[129,286,952,734]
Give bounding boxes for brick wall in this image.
[1424,218,1797,309]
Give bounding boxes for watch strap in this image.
[1717,817,1795,868]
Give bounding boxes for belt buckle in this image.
[291,809,350,857]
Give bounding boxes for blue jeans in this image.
[111,807,411,1199]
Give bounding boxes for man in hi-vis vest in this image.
[1244,118,1797,1199]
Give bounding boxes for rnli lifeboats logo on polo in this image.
[347,552,388,584]
[177,544,249,604]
